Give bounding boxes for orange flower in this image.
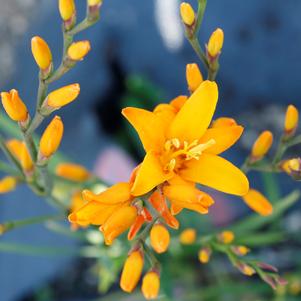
[141,271,160,300]
[150,223,170,254]
[69,191,88,230]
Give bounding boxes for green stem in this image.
[0,160,20,176]
[68,17,98,36]
[194,0,208,35]
[189,38,209,69]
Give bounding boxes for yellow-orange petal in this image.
[251,131,273,159]
[31,36,52,70]
[150,224,170,254]
[169,95,188,112]
[122,107,165,152]
[211,117,237,128]
[168,81,218,143]
[0,176,17,194]
[56,163,90,182]
[199,125,243,155]
[170,204,183,215]
[284,104,299,134]
[186,63,203,93]
[242,189,273,216]
[181,153,249,196]
[141,271,160,300]
[179,228,196,245]
[153,103,176,131]
[131,151,172,196]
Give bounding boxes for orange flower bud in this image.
[179,228,196,245]
[186,63,203,93]
[232,245,250,256]
[198,247,211,264]
[1,89,28,122]
[218,230,235,244]
[100,205,137,245]
[251,130,273,161]
[236,262,256,276]
[141,271,160,300]
[150,223,170,254]
[46,84,80,108]
[59,0,75,21]
[242,189,273,216]
[120,250,144,293]
[207,28,224,58]
[67,41,91,61]
[180,3,195,26]
[39,116,64,158]
[56,163,90,182]
[284,104,298,135]
[31,36,52,70]
[0,176,17,194]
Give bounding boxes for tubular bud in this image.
[0,176,17,194]
[100,205,137,245]
[31,36,52,72]
[232,245,250,256]
[141,271,160,300]
[67,41,91,61]
[59,0,76,21]
[198,247,211,264]
[1,89,28,122]
[180,2,195,26]
[218,230,235,244]
[284,104,298,136]
[207,28,224,59]
[179,228,196,245]
[120,250,144,293]
[39,116,64,159]
[251,130,273,161]
[186,63,203,93]
[150,223,170,254]
[56,163,90,182]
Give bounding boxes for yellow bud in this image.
[88,0,102,6]
[0,176,17,194]
[251,130,273,160]
[288,158,301,172]
[186,63,203,93]
[31,36,52,70]
[120,250,144,293]
[150,224,170,254]
[207,28,224,58]
[141,271,160,300]
[59,0,75,21]
[46,84,80,108]
[232,245,250,256]
[67,41,91,61]
[1,89,28,122]
[284,104,299,134]
[179,228,196,245]
[100,205,137,245]
[180,2,195,26]
[218,231,235,244]
[56,163,90,182]
[198,247,211,264]
[39,116,64,158]
[242,189,273,216]
[240,264,256,276]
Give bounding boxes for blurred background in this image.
[0,0,301,300]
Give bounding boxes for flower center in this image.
[162,138,216,172]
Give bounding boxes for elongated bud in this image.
[0,176,17,194]
[39,116,64,159]
[198,247,211,264]
[1,90,28,122]
[67,41,91,61]
[218,230,235,244]
[231,245,250,256]
[179,228,196,245]
[59,0,75,21]
[186,63,203,93]
[251,130,273,162]
[284,104,298,137]
[180,3,195,26]
[45,84,80,109]
[120,250,144,293]
[31,36,52,74]
[141,271,160,300]
[56,163,90,182]
[207,28,224,59]
[150,223,170,254]
[100,205,137,245]
[242,189,273,216]
[236,262,256,276]
[257,262,278,273]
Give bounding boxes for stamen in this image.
[164,140,172,151]
[165,158,176,172]
[171,138,180,148]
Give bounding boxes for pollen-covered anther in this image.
[165,158,176,172]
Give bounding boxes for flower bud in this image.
[1,89,28,122]
[67,41,91,61]
[218,230,235,244]
[186,63,203,93]
[179,228,196,245]
[284,104,298,136]
[231,245,250,256]
[56,163,90,182]
[141,271,160,300]
[46,84,80,109]
[198,247,211,264]
[0,176,17,194]
[251,130,273,161]
[150,223,170,254]
[236,262,256,276]
[100,205,137,245]
[88,0,102,5]
[31,36,52,71]
[39,116,64,159]
[207,28,224,58]
[59,0,76,21]
[242,189,273,216]
[180,2,195,26]
[120,250,144,293]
